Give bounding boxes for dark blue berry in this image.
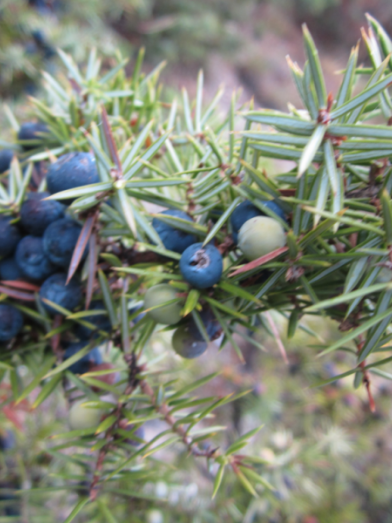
[39,272,82,314]
[152,209,197,253]
[0,430,15,451]
[31,29,47,46]
[20,192,65,235]
[0,150,14,174]
[0,216,22,258]
[180,243,223,289]
[16,235,56,281]
[231,200,286,243]
[17,122,48,151]
[63,342,102,374]
[47,152,99,205]
[0,256,23,281]
[75,301,112,340]
[43,218,86,268]
[0,304,23,342]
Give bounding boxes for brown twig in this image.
[139,379,219,459]
[89,353,142,500]
[356,337,376,413]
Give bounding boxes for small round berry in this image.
[63,342,102,374]
[68,401,104,431]
[144,284,182,325]
[47,152,99,204]
[231,200,286,243]
[0,216,22,258]
[20,192,65,236]
[152,209,197,253]
[0,150,14,174]
[0,256,23,281]
[238,216,286,261]
[75,300,112,340]
[39,272,82,314]
[15,236,56,281]
[43,218,86,268]
[180,243,223,289]
[17,122,48,151]
[0,304,23,342]
[172,324,208,359]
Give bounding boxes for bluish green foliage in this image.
[1,14,392,523]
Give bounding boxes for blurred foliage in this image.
[3,0,389,98]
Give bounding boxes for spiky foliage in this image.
[1,14,392,522]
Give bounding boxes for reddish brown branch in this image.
[139,379,219,459]
[356,338,376,413]
[89,353,142,500]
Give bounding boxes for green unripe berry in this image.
[68,401,104,430]
[144,284,183,325]
[238,216,286,261]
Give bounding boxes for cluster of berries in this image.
[0,125,106,376]
[0,121,288,430]
[145,200,287,358]
[0,124,149,432]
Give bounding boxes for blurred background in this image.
[1,1,392,522]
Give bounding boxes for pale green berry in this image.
[144,284,183,325]
[68,401,104,430]
[238,216,286,261]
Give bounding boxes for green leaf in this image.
[181,289,200,316]
[122,120,155,171]
[32,374,62,409]
[235,468,258,497]
[169,372,220,402]
[359,290,392,362]
[318,306,392,357]
[239,466,275,491]
[303,24,327,107]
[381,189,392,245]
[245,111,315,135]
[61,497,90,523]
[298,124,326,177]
[344,257,368,294]
[95,414,117,434]
[97,499,119,523]
[98,270,118,327]
[330,72,392,119]
[123,131,171,180]
[336,44,359,110]
[46,182,113,202]
[195,70,204,133]
[44,343,93,379]
[306,282,390,312]
[212,464,225,499]
[203,197,241,245]
[116,188,137,236]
